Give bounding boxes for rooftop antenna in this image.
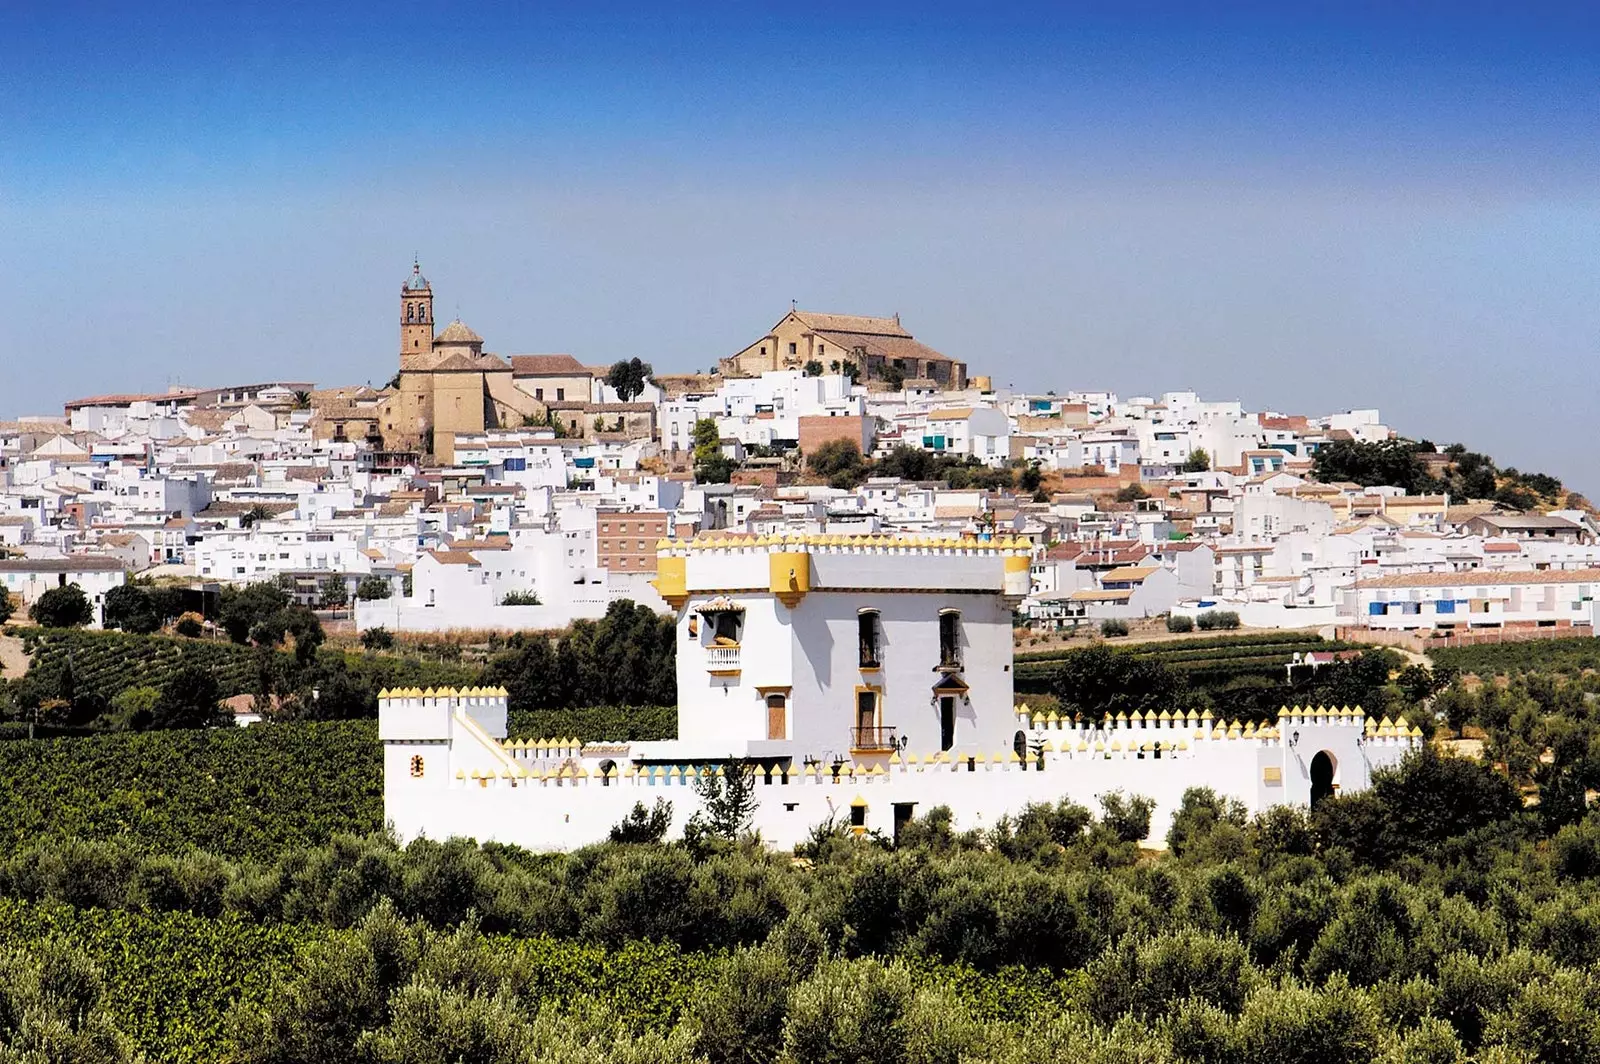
[791,298,797,313]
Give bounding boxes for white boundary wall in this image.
[382,692,1416,851]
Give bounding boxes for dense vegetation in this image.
[1014,634,1400,721]
[1430,634,1600,678]
[11,605,1600,1059]
[508,705,676,743]
[807,439,1028,492]
[1,597,673,732]
[1312,437,1570,508]
[6,626,479,727]
[0,721,381,860]
[5,740,1600,1061]
[0,708,677,864]
[481,600,676,710]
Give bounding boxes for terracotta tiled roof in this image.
[1467,513,1584,532]
[434,319,483,344]
[510,354,590,376]
[426,550,482,566]
[447,538,512,551]
[183,410,230,432]
[1102,565,1160,582]
[64,390,203,410]
[431,353,488,372]
[0,556,126,573]
[812,330,957,367]
[792,311,911,337]
[1355,568,1600,589]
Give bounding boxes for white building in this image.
[0,556,127,623]
[381,534,1414,852]
[1339,568,1600,633]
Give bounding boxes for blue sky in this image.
[4,2,1599,485]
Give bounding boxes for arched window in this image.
[407,303,415,322]
[419,303,427,323]
[409,755,425,777]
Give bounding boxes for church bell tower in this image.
[400,259,434,359]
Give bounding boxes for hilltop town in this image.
[1,262,1584,648]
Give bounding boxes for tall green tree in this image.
[1050,645,1183,720]
[807,438,867,487]
[103,585,162,634]
[1312,438,1433,494]
[693,417,735,483]
[156,663,228,729]
[317,575,348,609]
[30,583,93,628]
[219,582,290,644]
[606,357,654,402]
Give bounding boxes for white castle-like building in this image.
[380,535,1418,849]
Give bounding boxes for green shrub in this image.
[1100,619,1130,637]
[1166,614,1194,633]
[1196,610,1242,631]
[1085,927,1258,1023]
[355,575,392,601]
[359,626,396,651]
[30,584,93,628]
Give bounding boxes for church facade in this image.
[379,263,544,464]
[722,309,969,390]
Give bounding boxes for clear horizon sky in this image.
[5,3,1599,487]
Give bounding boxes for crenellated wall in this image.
[380,688,1418,853]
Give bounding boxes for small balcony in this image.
[705,645,741,674]
[850,725,900,752]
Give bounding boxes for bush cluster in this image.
[4,742,1600,1061]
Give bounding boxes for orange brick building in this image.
[597,510,669,572]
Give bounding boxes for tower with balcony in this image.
[651,533,1031,767]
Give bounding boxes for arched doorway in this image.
[1013,730,1027,761]
[1310,751,1337,807]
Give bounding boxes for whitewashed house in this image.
[0,555,127,623]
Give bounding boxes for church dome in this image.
[434,319,483,344]
[403,261,430,291]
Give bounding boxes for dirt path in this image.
[0,632,29,679]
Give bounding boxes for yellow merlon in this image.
[378,686,509,700]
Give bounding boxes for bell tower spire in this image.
[400,258,434,360]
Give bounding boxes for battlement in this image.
[653,531,1032,606]
[655,532,1033,554]
[383,692,1418,850]
[378,686,509,744]
[1015,703,1423,744]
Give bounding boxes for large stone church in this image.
[379,262,544,463]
